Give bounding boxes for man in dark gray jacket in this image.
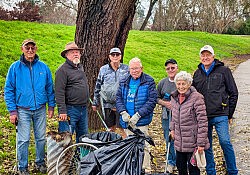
[55,42,89,143]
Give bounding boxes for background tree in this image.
[140,0,158,30]
[132,2,145,30]
[75,0,137,129]
[10,0,42,22]
[40,0,77,25]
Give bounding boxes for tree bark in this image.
[75,0,137,130]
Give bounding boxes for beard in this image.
[73,58,80,65]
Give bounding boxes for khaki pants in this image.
[125,125,151,170]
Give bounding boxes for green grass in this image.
[0,20,250,174]
[124,30,250,82]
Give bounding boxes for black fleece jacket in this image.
[192,59,238,119]
[55,59,89,114]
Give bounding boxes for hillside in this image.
[0,20,250,174]
[1,20,250,88]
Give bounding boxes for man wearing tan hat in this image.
[55,42,89,143]
[4,39,55,174]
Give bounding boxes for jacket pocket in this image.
[17,93,22,104]
[208,73,222,91]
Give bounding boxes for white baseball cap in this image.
[109,47,121,54]
[200,45,214,56]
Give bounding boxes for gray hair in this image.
[174,71,193,85]
[129,57,143,67]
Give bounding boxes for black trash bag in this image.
[79,131,122,148]
[79,126,155,175]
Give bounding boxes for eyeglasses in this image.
[200,53,213,58]
[166,67,176,71]
[130,67,141,71]
[110,53,121,57]
[24,46,36,51]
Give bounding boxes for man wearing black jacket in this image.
[192,45,238,175]
[55,42,89,143]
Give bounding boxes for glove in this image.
[121,111,130,122]
[129,112,141,126]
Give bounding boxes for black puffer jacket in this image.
[192,59,238,119]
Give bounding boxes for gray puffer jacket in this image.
[93,63,129,109]
[170,86,210,153]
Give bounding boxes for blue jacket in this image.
[116,73,157,128]
[4,54,55,112]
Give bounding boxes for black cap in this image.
[165,58,177,66]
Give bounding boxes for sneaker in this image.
[18,169,30,175]
[141,168,152,175]
[144,168,152,174]
[166,164,174,173]
[35,164,47,174]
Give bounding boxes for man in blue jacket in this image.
[4,39,55,175]
[116,57,157,174]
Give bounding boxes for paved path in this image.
[231,59,250,174]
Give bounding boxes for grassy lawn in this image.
[0,20,250,174]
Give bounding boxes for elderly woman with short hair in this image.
[170,71,210,175]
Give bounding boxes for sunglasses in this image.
[110,53,121,57]
[166,67,176,71]
[24,46,36,51]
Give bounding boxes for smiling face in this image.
[165,63,178,80]
[129,61,143,79]
[176,80,191,94]
[21,43,37,62]
[200,50,215,69]
[109,52,121,64]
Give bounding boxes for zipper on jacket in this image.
[29,62,37,109]
[178,104,183,152]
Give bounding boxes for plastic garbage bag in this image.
[79,126,155,175]
[79,131,122,148]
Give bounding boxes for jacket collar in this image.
[20,54,39,66]
[66,58,81,68]
[198,59,224,70]
[124,72,147,85]
[172,86,197,100]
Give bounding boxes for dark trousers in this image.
[176,150,200,175]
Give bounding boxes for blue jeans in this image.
[17,107,46,171]
[162,111,176,166]
[58,105,88,143]
[205,116,238,175]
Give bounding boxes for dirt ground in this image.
[148,54,250,174]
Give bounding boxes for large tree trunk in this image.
[75,0,137,130]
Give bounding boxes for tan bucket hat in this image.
[61,42,83,58]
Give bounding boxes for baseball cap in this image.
[200,45,214,56]
[165,58,177,66]
[109,47,121,54]
[22,39,36,46]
